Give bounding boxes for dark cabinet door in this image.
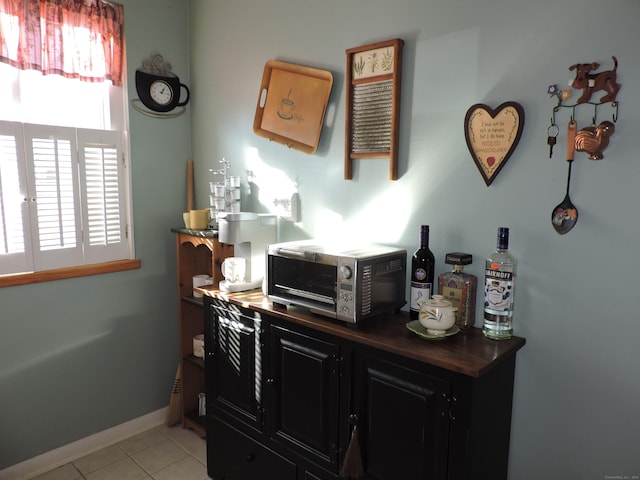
[206,299,263,431]
[267,324,342,473]
[352,352,451,480]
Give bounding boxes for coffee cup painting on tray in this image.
[253,60,333,154]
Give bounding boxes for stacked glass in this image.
[225,175,241,213]
[208,158,241,228]
[209,181,226,228]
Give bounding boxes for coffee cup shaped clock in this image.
[135,69,190,113]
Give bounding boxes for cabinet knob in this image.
[266,378,275,385]
[244,453,255,463]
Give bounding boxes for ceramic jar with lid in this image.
[418,295,458,335]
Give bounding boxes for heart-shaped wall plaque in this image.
[464,102,525,186]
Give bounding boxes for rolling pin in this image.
[187,159,194,211]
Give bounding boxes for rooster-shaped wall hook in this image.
[574,121,615,160]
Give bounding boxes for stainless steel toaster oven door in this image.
[267,255,337,313]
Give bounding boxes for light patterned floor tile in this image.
[85,457,148,480]
[28,426,209,480]
[131,439,187,473]
[162,427,206,462]
[119,429,166,455]
[30,463,82,480]
[73,445,126,475]
[151,456,208,480]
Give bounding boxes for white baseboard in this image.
[0,407,168,480]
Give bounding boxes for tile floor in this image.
[29,425,209,480]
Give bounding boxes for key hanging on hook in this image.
[547,123,559,158]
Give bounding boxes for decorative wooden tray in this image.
[253,60,333,154]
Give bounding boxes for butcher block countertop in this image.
[199,287,526,378]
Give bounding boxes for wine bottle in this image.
[410,225,435,320]
[483,227,517,340]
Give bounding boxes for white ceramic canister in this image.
[418,295,458,335]
[192,274,213,297]
[193,334,205,358]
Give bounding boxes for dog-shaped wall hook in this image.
[569,56,620,104]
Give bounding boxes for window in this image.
[0,0,134,281]
[1,121,130,275]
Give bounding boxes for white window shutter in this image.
[0,123,131,275]
[0,121,34,274]
[77,129,129,264]
[23,124,84,271]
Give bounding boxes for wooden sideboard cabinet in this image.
[203,290,525,479]
[172,228,233,436]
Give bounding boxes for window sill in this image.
[0,259,142,288]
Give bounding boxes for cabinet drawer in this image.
[207,416,297,480]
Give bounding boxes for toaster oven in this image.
[266,240,406,324]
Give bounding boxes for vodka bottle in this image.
[483,227,517,340]
[438,252,477,330]
[410,225,435,320]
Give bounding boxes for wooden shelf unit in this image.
[173,229,233,437]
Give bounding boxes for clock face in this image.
[149,80,173,106]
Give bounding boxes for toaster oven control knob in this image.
[339,265,352,279]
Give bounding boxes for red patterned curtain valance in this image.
[0,0,124,85]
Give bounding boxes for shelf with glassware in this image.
[171,228,234,436]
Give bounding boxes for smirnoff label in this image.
[485,269,513,281]
[484,267,514,312]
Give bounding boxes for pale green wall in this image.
[0,0,191,469]
[189,0,640,478]
[3,0,639,476]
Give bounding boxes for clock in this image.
[135,70,190,113]
[149,79,173,106]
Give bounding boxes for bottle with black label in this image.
[438,252,477,330]
[410,225,435,320]
[483,227,517,340]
